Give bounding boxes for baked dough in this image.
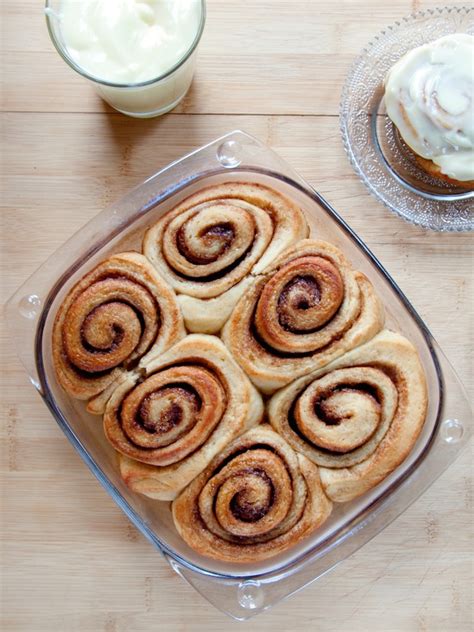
[52,251,185,411]
[143,182,309,333]
[51,184,429,563]
[105,335,263,500]
[222,239,384,393]
[172,425,332,562]
[268,330,428,502]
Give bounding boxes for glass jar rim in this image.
[44,0,206,89]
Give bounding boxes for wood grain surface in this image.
[1,1,472,630]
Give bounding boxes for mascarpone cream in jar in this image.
[45,0,205,117]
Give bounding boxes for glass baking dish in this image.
[5,131,471,620]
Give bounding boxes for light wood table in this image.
[1,2,472,630]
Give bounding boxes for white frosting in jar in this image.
[58,0,201,84]
[384,34,474,182]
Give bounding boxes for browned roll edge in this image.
[52,251,185,408]
[268,330,428,502]
[106,335,264,500]
[142,182,310,333]
[172,425,332,562]
[414,154,474,190]
[222,239,385,393]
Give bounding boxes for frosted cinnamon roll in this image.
[268,330,428,502]
[106,335,263,500]
[172,425,332,563]
[143,182,309,333]
[384,34,474,188]
[222,240,384,394]
[52,252,185,412]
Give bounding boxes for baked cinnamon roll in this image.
[222,240,384,393]
[384,34,474,188]
[268,330,428,502]
[172,425,332,562]
[143,182,309,333]
[52,252,185,412]
[105,335,263,500]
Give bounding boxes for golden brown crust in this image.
[414,154,474,190]
[52,252,185,407]
[222,240,384,394]
[143,182,309,333]
[172,425,332,562]
[268,330,428,502]
[107,335,264,500]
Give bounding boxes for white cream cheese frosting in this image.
[58,0,201,85]
[384,34,474,182]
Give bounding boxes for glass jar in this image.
[44,0,206,118]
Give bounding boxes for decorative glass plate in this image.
[340,6,474,232]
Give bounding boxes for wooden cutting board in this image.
[1,1,472,630]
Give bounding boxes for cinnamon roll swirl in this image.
[106,335,263,500]
[268,330,428,502]
[222,240,384,393]
[52,252,185,411]
[172,425,332,562]
[143,182,309,333]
